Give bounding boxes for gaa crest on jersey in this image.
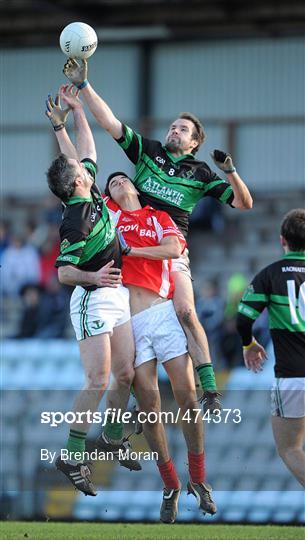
[242,284,254,300]
[146,217,152,226]
[60,238,70,251]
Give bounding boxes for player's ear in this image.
[280,235,287,248]
[74,177,82,187]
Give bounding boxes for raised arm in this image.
[45,91,78,159]
[60,84,97,162]
[211,150,253,210]
[63,59,123,139]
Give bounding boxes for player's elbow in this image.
[244,195,253,209]
[169,241,183,259]
[233,196,253,210]
[58,267,69,285]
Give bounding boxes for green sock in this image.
[104,420,123,442]
[196,363,217,391]
[130,385,136,398]
[66,429,86,461]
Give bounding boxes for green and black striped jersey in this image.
[237,252,305,377]
[115,124,234,238]
[55,159,121,274]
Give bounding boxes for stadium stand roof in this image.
[1,0,305,47]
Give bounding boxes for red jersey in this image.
[105,198,186,298]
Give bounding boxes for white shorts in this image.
[271,377,305,418]
[171,248,192,279]
[70,285,130,341]
[131,300,188,368]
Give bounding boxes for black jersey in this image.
[55,159,121,274]
[115,124,234,237]
[237,251,305,378]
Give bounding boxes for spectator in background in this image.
[43,193,63,226]
[221,272,248,368]
[15,284,42,338]
[39,223,61,287]
[190,198,225,234]
[196,279,224,369]
[15,277,70,339]
[35,275,70,338]
[1,233,40,297]
[0,220,10,262]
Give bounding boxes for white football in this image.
[60,22,98,59]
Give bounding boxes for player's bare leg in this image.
[172,271,211,367]
[163,353,203,452]
[96,321,140,470]
[272,416,305,488]
[172,271,221,414]
[164,353,217,515]
[56,333,112,495]
[73,333,112,432]
[133,360,181,523]
[133,359,171,463]
[107,321,135,420]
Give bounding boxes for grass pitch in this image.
[1,522,304,540]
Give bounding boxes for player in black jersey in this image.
[45,86,141,495]
[63,58,253,412]
[236,209,305,488]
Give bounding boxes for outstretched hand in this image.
[243,341,267,373]
[60,84,82,110]
[45,91,71,129]
[63,58,88,88]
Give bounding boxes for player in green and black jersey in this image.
[45,85,140,496]
[236,209,305,488]
[63,58,253,412]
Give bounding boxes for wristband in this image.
[123,246,131,256]
[53,124,65,132]
[243,338,257,350]
[224,167,236,174]
[77,79,89,90]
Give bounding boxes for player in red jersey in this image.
[103,173,217,523]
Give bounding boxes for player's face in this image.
[68,159,93,189]
[165,118,198,155]
[109,175,137,203]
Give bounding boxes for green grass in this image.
[1,522,304,540]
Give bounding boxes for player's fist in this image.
[63,58,88,89]
[210,149,236,174]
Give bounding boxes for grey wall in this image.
[1,37,304,196]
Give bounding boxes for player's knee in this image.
[177,394,197,414]
[115,366,135,387]
[277,445,301,461]
[86,369,109,393]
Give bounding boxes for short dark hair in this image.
[281,209,305,251]
[178,112,206,154]
[104,171,130,197]
[46,154,77,202]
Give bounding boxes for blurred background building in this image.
[1,0,305,524]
